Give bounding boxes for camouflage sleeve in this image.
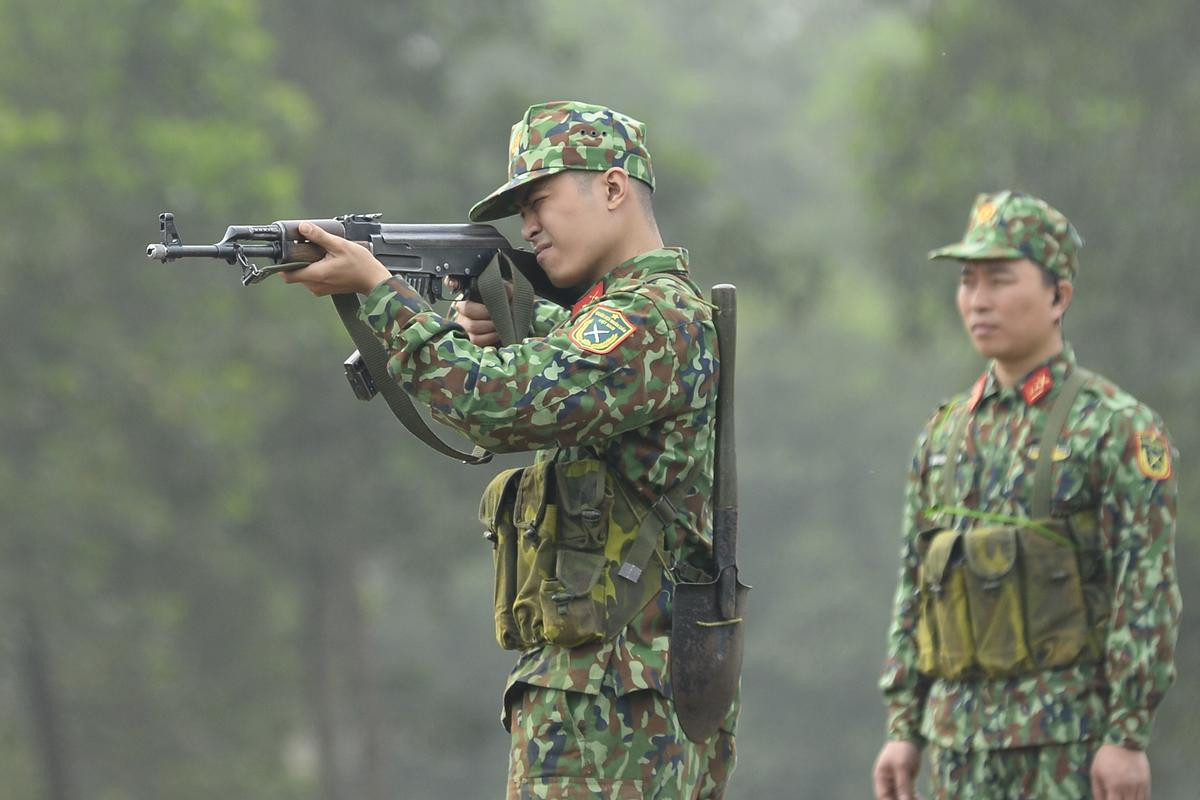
[1096,407,1181,750]
[358,277,713,453]
[879,422,935,742]
[441,295,567,339]
[530,298,570,337]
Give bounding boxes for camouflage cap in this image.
[468,100,655,222]
[928,190,1083,280]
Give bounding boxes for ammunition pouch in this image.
[915,511,1106,679]
[479,457,675,650]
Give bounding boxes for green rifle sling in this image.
[1029,368,1090,517]
[331,252,538,465]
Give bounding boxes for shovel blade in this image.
[669,574,750,743]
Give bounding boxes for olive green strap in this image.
[617,493,681,583]
[941,399,973,511]
[1030,368,1091,518]
[328,252,537,466]
[476,251,535,347]
[332,292,493,464]
[924,504,1076,549]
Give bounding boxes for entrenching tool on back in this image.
[670,283,750,743]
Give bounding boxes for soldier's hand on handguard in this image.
[1090,744,1150,800]
[873,740,923,800]
[281,222,392,297]
[445,277,510,347]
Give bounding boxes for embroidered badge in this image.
[571,282,605,316]
[972,200,997,229]
[968,373,987,412]
[568,305,636,354]
[1029,445,1071,462]
[1135,430,1172,480]
[1021,366,1053,406]
[507,124,526,165]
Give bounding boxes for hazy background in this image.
[3,0,1197,797]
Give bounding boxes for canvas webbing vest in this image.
[478,454,687,650]
[915,367,1111,680]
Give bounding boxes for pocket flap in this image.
[555,549,607,596]
[514,460,553,530]
[963,525,1018,581]
[553,459,607,516]
[921,529,961,586]
[478,467,524,529]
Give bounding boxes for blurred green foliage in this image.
[0,0,1194,797]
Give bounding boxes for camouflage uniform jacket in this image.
[880,345,1180,751]
[360,247,720,719]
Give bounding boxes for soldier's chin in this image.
[969,336,1006,359]
[544,264,586,290]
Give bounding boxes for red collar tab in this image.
[968,373,987,412]
[1022,366,1054,406]
[572,282,605,316]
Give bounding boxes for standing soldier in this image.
[872,191,1181,800]
[281,100,737,798]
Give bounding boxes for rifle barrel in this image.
[146,242,280,262]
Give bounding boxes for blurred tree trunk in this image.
[300,550,384,800]
[20,593,76,800]
[343,556,384,800]
[303,556,343,800]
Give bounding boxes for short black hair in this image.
[572,170,656,225]
[1037,263,1058,288]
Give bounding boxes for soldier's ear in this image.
[1052,280,1074,318]
[601,167,631,210]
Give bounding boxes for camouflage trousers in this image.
[506,684,736,799]
[928,742,1094,799]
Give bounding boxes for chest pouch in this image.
[479,465,549,650]
[1018,519,1091,669]
[917,517,1099,679]
[961,525,1031,675]
[917,528,975,679]
[480,457,673,650]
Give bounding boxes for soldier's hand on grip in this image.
[446,276,511,347]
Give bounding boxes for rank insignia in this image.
[568,305,636,354]
[968,373,987,412]
[571,281,605,315]
[1021,367,1053,405]
[1135,430,1172,480]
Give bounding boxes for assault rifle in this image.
[146,211,579,463]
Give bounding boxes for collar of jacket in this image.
[971,343,1078,412]
[588,247,690,295]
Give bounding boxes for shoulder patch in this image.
[568,304,636,354]
[1135,430,1173,480]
